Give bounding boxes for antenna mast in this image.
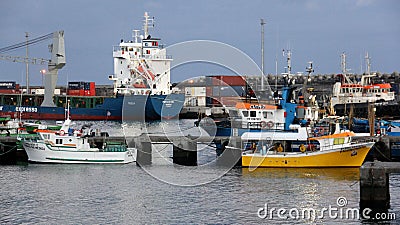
[283,49,292,75]
[260,19,266,91]
[133,30,140,43]
[25,32,29,94]
[143,12,154,39]
[365,52,371,75]
[341,52,347,74]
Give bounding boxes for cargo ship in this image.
[0,12,184,121]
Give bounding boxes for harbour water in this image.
[1,120,399,224]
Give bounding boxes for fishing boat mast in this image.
[260,19,266,91]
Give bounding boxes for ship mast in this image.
[260,19,266,91]
[340,52,353,84]
[365,52,371,75]
[25,32,29,94]
[283,49,292,75]
[143,12,154,39]
[341,52,347,75]
[133,30,140,43]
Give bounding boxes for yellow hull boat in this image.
[240,128,375,168]
[242,142,373,168]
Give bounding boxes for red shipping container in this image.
[206,87,212,97]
[0,89,16,94]
[90,82,96,96]
[67,90,81,96]
[210,75,246,86]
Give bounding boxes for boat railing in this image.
[246,121,285,130]
[112,46,172,59]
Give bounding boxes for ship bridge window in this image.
[250,111,256,117]
[263,111,273,119]
[242,111,249,117]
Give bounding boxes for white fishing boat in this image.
[22,106,136,164]
[331,52,395,109]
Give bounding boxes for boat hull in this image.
[0,94,184,121]
[23,142,135,164]
[241,143,373,168]
[122,93,184,121]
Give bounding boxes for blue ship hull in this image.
[0,94,185,121]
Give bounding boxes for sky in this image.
[0,0,399,86]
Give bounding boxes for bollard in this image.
[173,140,197,166]
[136,141,152,166]
[360,162,390,219]
[216,136,242,167]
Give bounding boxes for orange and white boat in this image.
[331,52,394,107]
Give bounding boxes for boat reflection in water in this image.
[241,167,360,181]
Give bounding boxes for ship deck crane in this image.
[0,31,66,107]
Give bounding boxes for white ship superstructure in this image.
[331,52,395,106]
[109,12,172,96]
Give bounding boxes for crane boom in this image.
[0,54,50,65]
[0,31,66,107]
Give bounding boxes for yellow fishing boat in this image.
[239,128,375,168]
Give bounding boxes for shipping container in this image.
[211,85,246,97]
[184,96,206,107]
[185,87,206,97]
[68,81,95,96]
[209,75,246,86]
[207,96,241,107]
[31,89,61,95]
[68,81,83,90]
[0,81,16,90]
[206,87,212,97]
[0,89,17,94]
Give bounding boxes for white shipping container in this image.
[185,87,206,97]
[184,96,206,107]
[30,89,61,95]
[197,96,206,106]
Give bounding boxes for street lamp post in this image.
[40,69,46,88]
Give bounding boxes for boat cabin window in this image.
[242,111,249,117]
[229,110,239,117]
[250,111,256,117]
[263,111,273,119]
[56,139,63,144]
[42,134,50,139]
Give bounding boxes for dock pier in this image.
[124,134,241,167]
[360,161,400,219]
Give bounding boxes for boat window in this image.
[250,111,256,117]
[242,111,249,117]
[56,139,63,144]
[263,112,267,118]
[229,110,239,117]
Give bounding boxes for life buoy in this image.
[267,121,274,128]
[276,144,284,152]
[60,130,65,136]
[299,144,306,153]
[260,121,267,128]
